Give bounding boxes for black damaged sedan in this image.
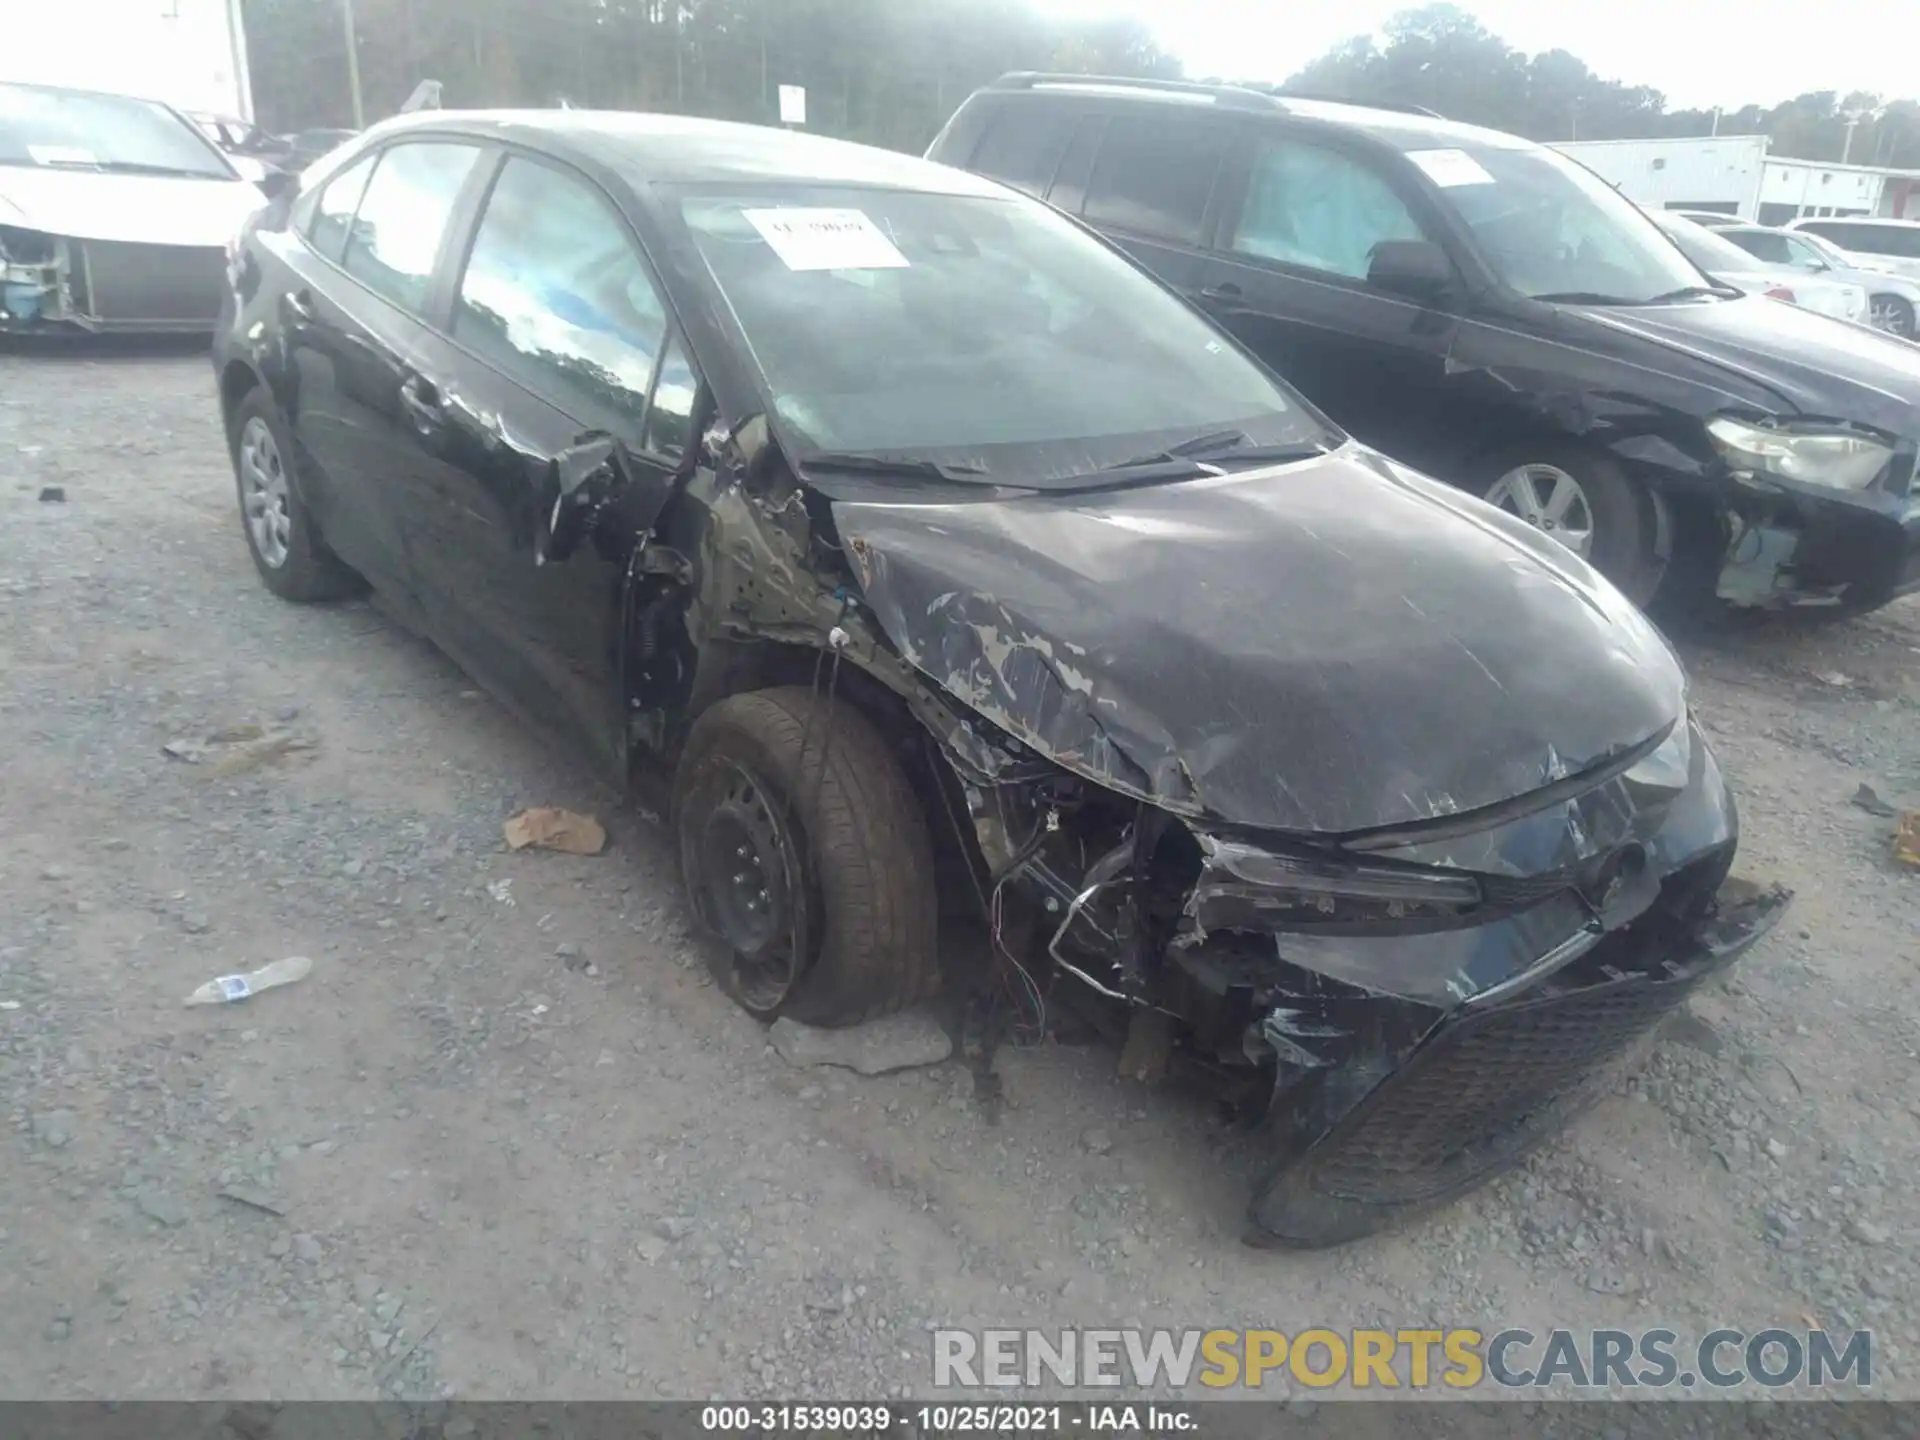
[214,110,1788,1246]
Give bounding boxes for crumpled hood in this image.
[0,166,260,248]
[1572,294,1920,437]
[835,446,1685,835]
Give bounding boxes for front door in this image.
[1196,132,1459,475]
[399,153,688,782]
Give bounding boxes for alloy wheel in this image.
[239,416,292,569]
[1485,463,1596,559]
[1868,295,1915,338]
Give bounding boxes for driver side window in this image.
[1231,139,1426,282]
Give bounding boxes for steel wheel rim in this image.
[1869,296,1914,337]
[1485,463,1595,559]
[239,416,292,568]
[688,764,804,1010]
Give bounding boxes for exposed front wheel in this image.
[229,389,363,602]
[1869,293,1915,339]
[672,686,940,1027]
[1481,444,1664,606]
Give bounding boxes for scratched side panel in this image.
[833,446,1685,836]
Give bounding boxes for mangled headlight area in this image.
[1183,839,1483,933]
[0,224,66,328]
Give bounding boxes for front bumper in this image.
[1711,454,1920,609]
[1245,883,1788,1245]
[1,230,224,334]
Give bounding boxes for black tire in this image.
[1871,293,1915,339]
[1478,441,1664,607]
[672,686,940,1027]
[229,388,363,602]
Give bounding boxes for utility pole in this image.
[342,0,366,129]
[1842,116,1860,164]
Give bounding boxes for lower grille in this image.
[74,239,224,327]
[1302,945,1708,1206]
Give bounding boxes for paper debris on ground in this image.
[183,955,312,1007]
[1896,811,1920,870]
[503,807,607,855]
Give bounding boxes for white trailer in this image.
[0,0,251,120]
[1555,136,1770,220]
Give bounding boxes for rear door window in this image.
[1230,137,1427,281]
[1081,113,1229,247]
[453,156,670,428]
[965,106,1077,200]
[302,152,378,265]
[342,141,481,316]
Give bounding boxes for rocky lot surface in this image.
[1,346,1917,1414]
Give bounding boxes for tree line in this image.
[243,0,1174,153]
[243,0,1919,169]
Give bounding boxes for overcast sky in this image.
[1033,0,1913,111]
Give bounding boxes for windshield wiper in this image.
[1055,439,1333,492]
[1644,283,1738,303]
[1529,291,1639,305]
[1108,428,1256,470]
[796,451,987,482]
[40,159,220,178]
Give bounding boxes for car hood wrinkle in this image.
[0,167,260,247]
[1572,296,1920,435]
[834,446,1685,835]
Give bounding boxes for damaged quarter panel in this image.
[835,443,1684,835]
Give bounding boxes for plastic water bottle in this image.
[184,955,312,1007]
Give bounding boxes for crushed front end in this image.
[955,710,1787,1247]
[1,223,227,333]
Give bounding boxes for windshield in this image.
[1650,213,1766,275]
[0,82,233,179]
[1416,143,1709,303]
[675,185,1335,483]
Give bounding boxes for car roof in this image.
[362,109,1004,196]
[972,73,1538,153]
[1790,215,1920,229]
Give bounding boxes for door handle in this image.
[284,287,317,322]
[1198,281,1242,303]
[398,375,445,430]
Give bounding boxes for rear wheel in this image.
[1869,293,1915,339]
[1481,442,1664,606]
[672,686,940,1027]
[229,389,363,602]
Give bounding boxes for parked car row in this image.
[1644,208,1870,325]
[928,75,1920,618]
[210,92,1810,1249]
[1660,208,1920,338]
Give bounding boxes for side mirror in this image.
[540,433,626,565]
[256,167,297,202]
[1367,239,1453,302]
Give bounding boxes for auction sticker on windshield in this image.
[743,208,910,271]
[1407,148,1495,188]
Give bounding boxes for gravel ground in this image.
[2,345,1917,1412]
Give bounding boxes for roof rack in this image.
[989,72,1284,112]
[989,73,1446,122]
[1271,89,1445,119]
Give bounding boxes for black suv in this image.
[930,74,1920,616]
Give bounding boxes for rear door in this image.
[1194,130,1459,472]
[1065,108,1233,294]
[397,152,689,781]
[275,139,484,600]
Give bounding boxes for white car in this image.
[1649,211,1870,326]
[1788,216,1920,286]
[1716,223,1920,339]
[1,80,268,333]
